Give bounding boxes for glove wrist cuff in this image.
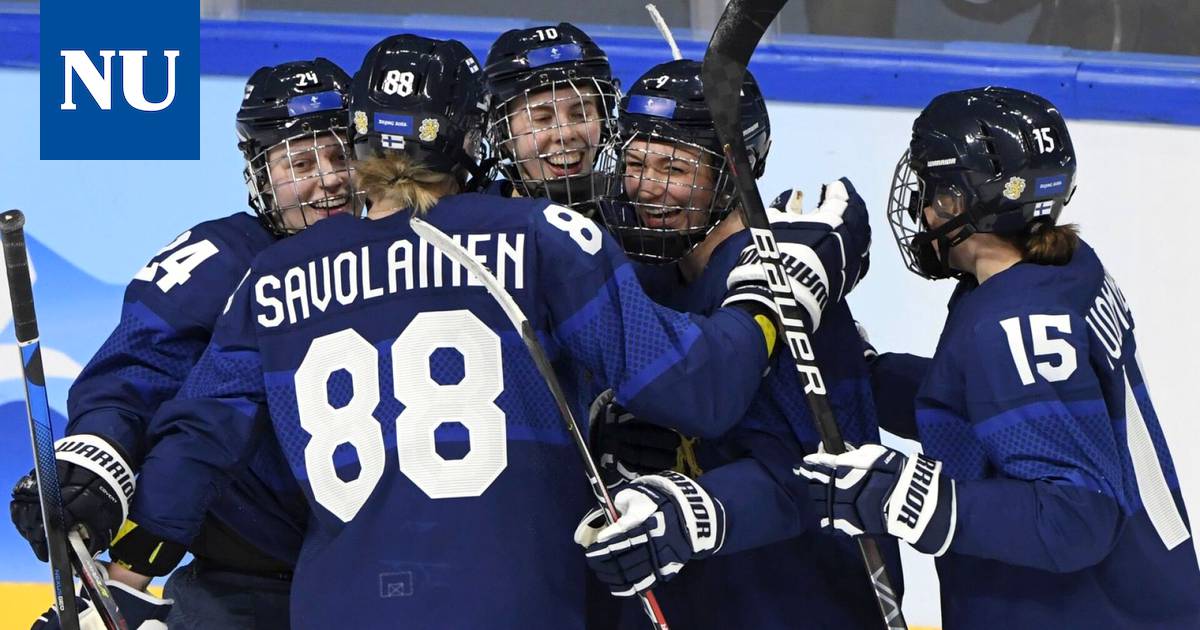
[886,453,957,556]
[639,472,726,557]
[110,521,188,577]
[54,434,136,520]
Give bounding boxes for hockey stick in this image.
[2,210,128,630]
[699,4,908,629]
[69,531,129,630]
[410,216,671,630]
[2,209,80,630]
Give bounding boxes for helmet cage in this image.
[244,127,361,235]
[488,76,619,210]
[887,150,976,280]
[889,87,1080,280]
[597,129,736,264]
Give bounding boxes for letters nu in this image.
[60,50,180,112]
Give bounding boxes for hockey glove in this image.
[768,187,805,214]
[31,563,171,630]
[589,390,701,488]
[574,471,725,597]
[795,443,956,556]
[723,178,871,333]
[11,434,136,560]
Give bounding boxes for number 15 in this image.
[999,314,1077,385]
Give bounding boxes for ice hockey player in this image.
[12,58,358,629]
[797,86,1200,628]
[572,59,901,629]
[483,22,619,213]
[7,33,864,630]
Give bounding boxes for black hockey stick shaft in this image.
[409,217,670,630]
[2,209,80,630]
[2,210,129,630]
[699,5,907,629]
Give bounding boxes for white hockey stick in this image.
[645,4,684,60]
[410,216,671,630]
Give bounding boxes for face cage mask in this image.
[597,131,736,264]
[886,150,974,280]
[488,78,618,211]
[244,129,365,235]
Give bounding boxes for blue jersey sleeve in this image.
[870,352,930,439]
[531,205,770,438]
[67,217,268,463]
[946,311,1126,572]
[703,305,879,555]
[128,276,271,545]
[698,427,812,555]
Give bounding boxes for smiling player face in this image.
[503,83,604,183]
[265,132,355,232]
[623,138,719,232]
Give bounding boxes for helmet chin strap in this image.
[912,211,976,279]
[514,170,602,208]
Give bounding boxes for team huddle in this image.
[10,20,1200,630]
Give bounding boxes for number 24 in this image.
[133,231,219,292]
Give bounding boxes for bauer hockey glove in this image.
[11,434,136,560]
[723,178,871,333]
[32,563,171,630]
[589,389,701,488]
[795,443,957,556]
[574,471,725,597]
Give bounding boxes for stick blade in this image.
[705,0,786,59]
[701,0,787,230]
[701,0,787,124]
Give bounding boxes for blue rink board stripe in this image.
[1,9,1198,125]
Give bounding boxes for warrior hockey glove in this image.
[796,443,956,556]
[589,390,698,488]
[574,471,725,597]
[11,434,135,560]
[723,178,871,333]
[32,563,171,630]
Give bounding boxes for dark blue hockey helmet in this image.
[236,58,359,234]
[597,59,771,263]
[483,23,619,211]
[888,86,1078,279]
[350,34,488,183]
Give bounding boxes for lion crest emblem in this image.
[419,118,440,143]
[1002,176,1026,201]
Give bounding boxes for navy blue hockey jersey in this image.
[614,202,904,629]
[885,240,1200,628]
[131,194,773,629]
[68,212,305,566]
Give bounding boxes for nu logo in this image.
[60,50,181,112]
[40,0,198,159]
